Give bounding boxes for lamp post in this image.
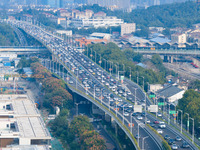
[123,105,125,124]
[144,93,147,125]
[177,109,183,134]
[135,88,137,104]
[137,71,139,85]
[168,103,170,125]
[185,113,189,133]
[129,67,131,80]
[138,124,140,146]
[93,85,96,99]
[142,136,149,150]
[142,76,144,91]
[123,64,125,72]
[94,51,96,64]
[109,94,110,111]
[190,117,194,144]
[130,113,133,134]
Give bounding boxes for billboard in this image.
[149,105,158,112]
[134,105,142,113]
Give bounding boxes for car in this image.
[157,129,163,134]
[69,80,73,84]
[137,116,143,120]
[135,134,140,139]
[164,135,170,140]
[159,121,165,124]
[171,144,178,150]
[159,123,166,128]
[168,139,175,145]
[132,113,137,116]
[146,119,150,124]
[154,120,159,124]
[175,136,182,141]
[150,123,155,127]
[157,113,162,117]
[124,112,129,116]
[182,141,189,148]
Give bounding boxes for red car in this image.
[154,120,159,124]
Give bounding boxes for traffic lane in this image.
[146,114,192,150]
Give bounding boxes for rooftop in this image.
[156,85,183,98]
[0,94,51,140]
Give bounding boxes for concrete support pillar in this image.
[170,56,174,63]
[105,113,111,122]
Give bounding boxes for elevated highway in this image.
[7,20,199,150]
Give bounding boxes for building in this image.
[149,84,163,92]
[156,85,185,103]
[71,16,124,28]
[87,0,131,9]
[56,30,72,36]
[171,33,187,44]
[75,37,108,47]
[48,0,60,8]
[0,94,51,148]
[121,23,136,36]
[90,32,111,40]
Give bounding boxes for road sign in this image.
[149,95,156,98]
[158,102,165,106]
[109,68,112,71]
[134,105,142,113]
[121,76,124,80]
[169,111,176,114]
[149,105,158,112]
[129,123,134,127]
[99,61,102,63]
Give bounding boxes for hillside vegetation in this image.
[0,23,19,46]
[79,2,200,28]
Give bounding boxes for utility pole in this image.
[185,113,189,133]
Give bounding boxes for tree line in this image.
[84,43,167,91]
[17,57,106,149]
[0,23,19,46]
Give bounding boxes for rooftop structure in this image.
[71,16,124,28]
[156,85,185,103]
[0,94,51,148]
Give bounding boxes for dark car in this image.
[168,139,175,145]
[182,141,189,148]
[150,123,155,127]
[164,135,170,140]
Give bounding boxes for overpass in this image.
[0,46,49,55]
[133,49,200,56]
[7,20,199,150]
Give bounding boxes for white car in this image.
[69,80,73,84]
[137,116,143,120]
[157,113,162,117]
[124,112,129,116]
[159,123,166,128]
[157,129,163,134]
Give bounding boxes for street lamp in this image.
[142,76,144,91]
[190,117,194,144]
[177,109,183,134]
[185,113,189,133]
[138,123,141,146]
[123,105,125,124]
[134,88,137,105]
[137,71,139,84]
[129,67,131,80]
[142,136,149,150]
[93,85,96,99]
[123,63,125,72]
[94,51,96,64]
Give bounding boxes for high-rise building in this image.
[48,0,61,8]
[87,0,131,9]
[121,23,136,36]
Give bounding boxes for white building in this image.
[71,16,124,28]
[156,85,185,103]
[0,53,17,61]
[56,30,72,36]
[0,94,51,148]
[121,23,136,36]
[171,33,187,44]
